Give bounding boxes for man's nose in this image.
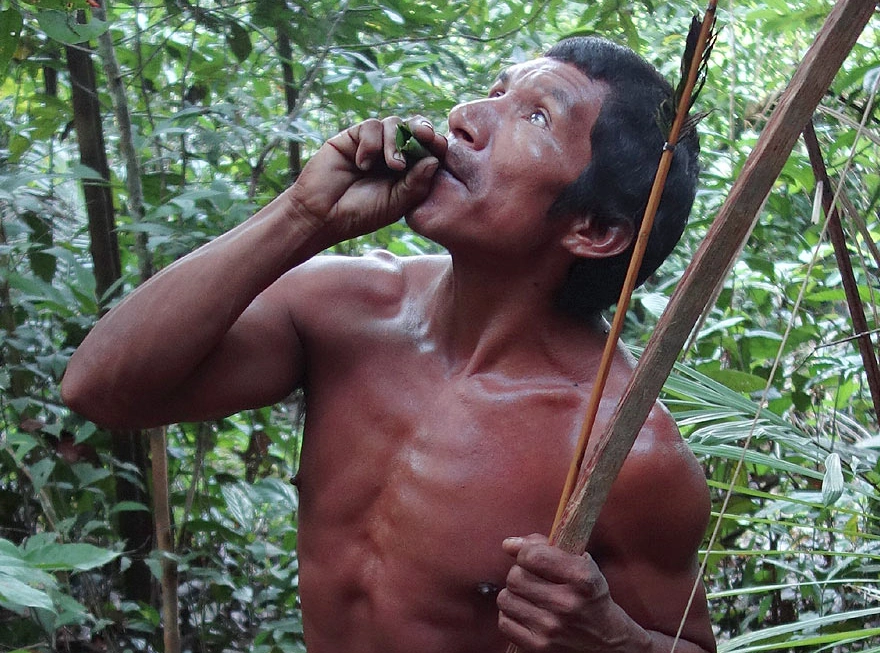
[447,100,492,150]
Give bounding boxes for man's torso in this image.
[285,252,657,652]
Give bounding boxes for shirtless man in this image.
[62,37,716,653]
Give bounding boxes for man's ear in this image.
[561,215,634,259]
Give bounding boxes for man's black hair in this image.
[546,36,701,315]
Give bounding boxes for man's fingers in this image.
[506,535,600,586]
[407,116,448,161]
[382,117,408,170]
[329,116,445,175]
[389,156,440,212]
[497,589,549,650]
[503,534,547,557]
[505,559,592,618]
[353,119,384,171]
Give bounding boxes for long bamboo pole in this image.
[551,0,876,558]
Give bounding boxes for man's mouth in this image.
[441,150,471,188]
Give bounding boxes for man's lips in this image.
[440,149,472,188]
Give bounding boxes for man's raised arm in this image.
[62,117,446,429]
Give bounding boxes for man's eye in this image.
[489,89,504,98]
[528,110,549,127]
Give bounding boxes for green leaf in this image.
[0,573,56,613]
[0,9,23,83]
[226,21,252,63]
[110,501,151,514]
[28,457,55,494]
[639,292,669,318]
[71,463,112,487]
[22,211,56,283]
[37,10,108,45]
[4,431,39,463]
[701,368,768,393]
[821,452,844,506]
[396,123,430,164]
[19,0,98,10]
[222,482,256,532]
[23,542,119,571]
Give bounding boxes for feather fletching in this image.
[658,10,717,140]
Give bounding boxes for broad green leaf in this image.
[23,542,119,571]
[71,463,112,487]
[0,574,56,613]
[110,501,151,513]
[821,452,844,506]
[0,9,23,83]
[222,482,256,532]
[50,591,91,628]
[28,457,55,494]
[22,211,56,283]
[226,20,252,63]
[4,431,39,463]
[37,10,108,44]
[639,292,669,318]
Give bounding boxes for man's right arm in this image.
[61,117,445,429]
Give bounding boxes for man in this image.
[63,36,716,653]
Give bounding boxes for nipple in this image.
[476,581,500,597]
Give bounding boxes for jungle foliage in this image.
[1,0,879,650]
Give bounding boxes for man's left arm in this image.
[497,410,717,653]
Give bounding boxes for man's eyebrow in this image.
[491,69,575,111]
[492,70,510,87]
[550,87,574,111]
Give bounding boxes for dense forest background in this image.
[2,0,880,651]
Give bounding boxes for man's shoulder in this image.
[593,402,710,567]
[275,250,448,323]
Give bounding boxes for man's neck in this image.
[425,253,607,380]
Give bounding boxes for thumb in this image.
[390,157,440,214]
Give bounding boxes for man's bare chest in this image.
[299,345,592,536]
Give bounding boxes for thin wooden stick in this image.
[150,426,181,653]
[549,2,718,537]
[802,121,880,418]
[507,7,717,653]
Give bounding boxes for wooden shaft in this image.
[150,427,181,653]
[550,0,718,539]
[552,0,875,559]
[802,121,880,419]
[507,5,718,653]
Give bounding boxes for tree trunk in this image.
[277,30,301,183]
[65,25,154,606]
[65,38,120,304]
[94,3,154,282]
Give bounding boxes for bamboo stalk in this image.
[802,121,880,418]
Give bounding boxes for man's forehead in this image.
[492,58,601,109]
[494,58,576,81]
